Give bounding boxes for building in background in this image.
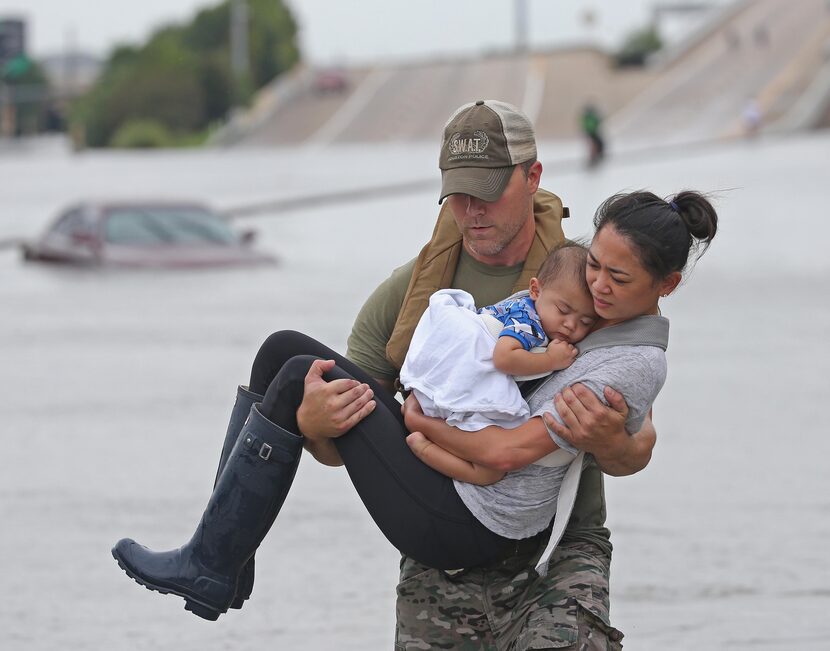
[0,17,97,138]
[0,17,25,66]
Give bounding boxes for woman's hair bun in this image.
[671,190,718,250]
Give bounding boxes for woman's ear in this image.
[660,271,682,297]
[529,277,541,300]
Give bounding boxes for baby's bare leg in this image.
[406,432,504,485]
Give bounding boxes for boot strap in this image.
[242,433,295,463]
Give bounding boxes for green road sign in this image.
[2,54,31,80]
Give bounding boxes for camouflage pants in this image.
[394,540,624,650]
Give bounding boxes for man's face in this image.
[445,162,541,266]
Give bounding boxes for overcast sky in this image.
[0,0,731,63]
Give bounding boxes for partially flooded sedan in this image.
[21,201,276,268]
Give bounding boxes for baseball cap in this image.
[438,99,537,204]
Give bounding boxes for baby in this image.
[400,242,596,484]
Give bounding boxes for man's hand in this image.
[545,384,628,455]
[296,359,376,439]
[543,383,655,476]
[544,339,578,370]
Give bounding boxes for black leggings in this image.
[247,330,512,570]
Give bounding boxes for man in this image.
[580,103,605,167]
[298,100,655,649]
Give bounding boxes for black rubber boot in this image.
[215,386,262,610]
[112,404,303,620]
[214,386,263,485]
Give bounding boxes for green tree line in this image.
[614,25,663,67]
[74,0,299,148]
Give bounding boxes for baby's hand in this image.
[545,339,578,370]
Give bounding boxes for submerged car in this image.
[22,201,275,268]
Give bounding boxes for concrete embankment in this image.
[215,0,830,151]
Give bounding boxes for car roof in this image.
[82,200,214,213]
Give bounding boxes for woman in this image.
[112,190,718,623]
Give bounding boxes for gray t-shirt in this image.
[453,344,667,539]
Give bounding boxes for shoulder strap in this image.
[535,452,586,576]
[576,315,669,355]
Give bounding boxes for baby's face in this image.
[529,277,598,344]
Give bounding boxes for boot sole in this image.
[111,547,224,621]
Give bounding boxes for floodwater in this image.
[1,132,829,650]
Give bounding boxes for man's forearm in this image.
[592,420,656,477]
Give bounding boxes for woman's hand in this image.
[543,383,655,476]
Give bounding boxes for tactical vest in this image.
[385,188,569,371]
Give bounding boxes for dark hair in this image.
[536,241,590,295]
[592,190,718,279]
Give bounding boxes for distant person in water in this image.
[743,97,762,138]
[753,23,770,47]
[580,103,605,167]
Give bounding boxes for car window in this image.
[104,208,237,245]
[53,209,96,236]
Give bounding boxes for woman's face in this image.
[587,225,679,326]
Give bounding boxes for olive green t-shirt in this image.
[345,248,612,555]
